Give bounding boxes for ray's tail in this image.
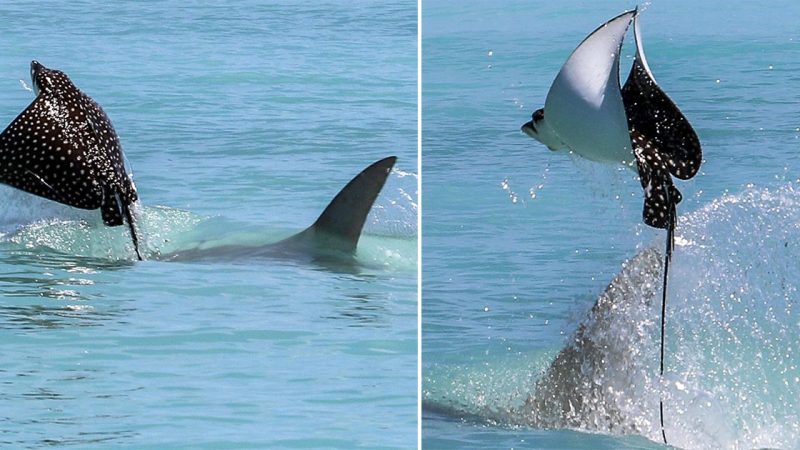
[122,202,142,261]
[659,198,677,445]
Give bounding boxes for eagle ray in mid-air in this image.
[0,62,400,268]
[521,9,702,444]
[0,61,142,259]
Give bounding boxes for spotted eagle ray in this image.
[0,61,142,259]
[160,156,397,266]
[520,9,702,444]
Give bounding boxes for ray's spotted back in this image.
[0,61,141,257]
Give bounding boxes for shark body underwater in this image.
[0,61,396,266]
[520,9,702,445]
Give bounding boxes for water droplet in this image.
[19,79,33,92]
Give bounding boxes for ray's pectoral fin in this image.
[622,16,700,230]
[622,17,702,182]
[281,156,397,255]
[0,61,144,260]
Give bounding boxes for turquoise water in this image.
[0,1,417,448]
[422,0,799,449]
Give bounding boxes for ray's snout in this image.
[521,119,536,137]
[30,60,45,80]
[520,108,544,138]
[521,108,566,152]
[29,60,45,95]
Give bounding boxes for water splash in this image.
[501,178,521,205]
[18,79,33,92]
[365,170,418,238]
[0,178,417,267]
[528,161,550,200]
[2,204,202,261]
[424,183,800,448]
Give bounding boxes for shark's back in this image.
[163,156,397,264]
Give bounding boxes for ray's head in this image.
[521,107,567,152]
[30,60,74,97]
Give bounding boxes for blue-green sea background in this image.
[423,0,799,449]
[0,1,417,448]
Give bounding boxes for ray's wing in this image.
[77,90,142,260]
[0,88,137,227]
[77,92,139,226]
[622,16,702,180]
[542,10,636,164]
[0,94,104,209]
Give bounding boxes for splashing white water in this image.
[365,170,418,238]
[0,177,417,266]
[424,183,800,449]
[18,79,33,92]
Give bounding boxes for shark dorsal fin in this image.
[289,156,397,254]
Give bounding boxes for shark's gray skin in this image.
[422,247,664,434]
[159,156,397,267]
[519,248,662,433]
[0,61,141,259]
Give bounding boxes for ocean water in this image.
[422,0,799,449]
[0,1,417,449]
